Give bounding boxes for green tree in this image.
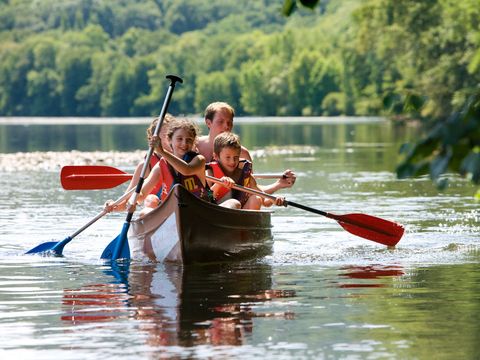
[239,58,289,116]
[26,69,61,115]
[76,52,115,116]
[287,51,341,115]
[132,63,169,116]
[57,51,92,115]
[101,60,136,116]
[194,71,242,114]
[0,44,33,115]
[284,0,480,192]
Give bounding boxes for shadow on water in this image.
[61,261,296,347]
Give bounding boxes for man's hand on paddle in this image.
[278,169,296,188]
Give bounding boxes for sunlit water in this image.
[0,119,479,359]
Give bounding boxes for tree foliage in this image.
[0,0,478,131]
[284,0,480,191]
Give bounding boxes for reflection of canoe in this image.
[62,262,296,348]
[128,184,273,264]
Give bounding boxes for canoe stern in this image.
[129,185,273,264]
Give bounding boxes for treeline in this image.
[0,0,479,119]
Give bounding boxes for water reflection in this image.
[61,262,296,347]
[337,264,405,288]
[0,120,415,154]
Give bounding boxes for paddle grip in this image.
[139,75,182,181]
[166,74,183,85]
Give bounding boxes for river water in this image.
[0,118,479,359]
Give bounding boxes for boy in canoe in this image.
[206,132,284,210]
[128,117,212,208]
[196,101,296,194]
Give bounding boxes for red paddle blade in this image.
[331,213,405,247]
[61,165,132,190]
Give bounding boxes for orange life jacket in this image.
[207,160,252,206]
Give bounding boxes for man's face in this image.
[206,109,233,138]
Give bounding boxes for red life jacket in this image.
[157,151,212,202]
[207,160,252,206]
[149,153,163,196]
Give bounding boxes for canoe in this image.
[128,184,273,264]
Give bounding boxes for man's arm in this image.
[256,169,296,194]
[242,146,296,194]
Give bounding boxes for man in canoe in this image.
[196,102,296,194]
[207,132,284,210]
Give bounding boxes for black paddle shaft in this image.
[284,200,329,217]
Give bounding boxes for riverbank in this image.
[0,146,315,172]
[0,116,385,125]
[0,150,145,171]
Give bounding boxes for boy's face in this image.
[215,147,240,175]
[206,109,233,138]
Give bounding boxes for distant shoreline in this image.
[0,146,316,171]
[0,116,385,125]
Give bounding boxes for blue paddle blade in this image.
[101,222,131,260]
[25,236,72,256]
[25,241,60,255]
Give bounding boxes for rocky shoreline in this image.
[0,146,316,172]
[0,150,146,171]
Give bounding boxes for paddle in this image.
[61,165,403,247]
[25,188,135,256]
[60,165,286,190]
[205,175,404,247]
[61,165,132,190]
[101,74,183,262]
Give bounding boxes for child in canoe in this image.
[104,114,175,213]
[206,132,284,210]
[129,117,212,208]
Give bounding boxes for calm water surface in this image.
[0,118,479,359]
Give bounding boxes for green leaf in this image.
[396,162,415,179]
[398,143,412,155]
[430,151,451,180]
[396,161,429,179]
[435,178,449,190]
[460,151,480,184]
[299,0,320,9]
[405,137,438,163]
[282,0,297,16]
